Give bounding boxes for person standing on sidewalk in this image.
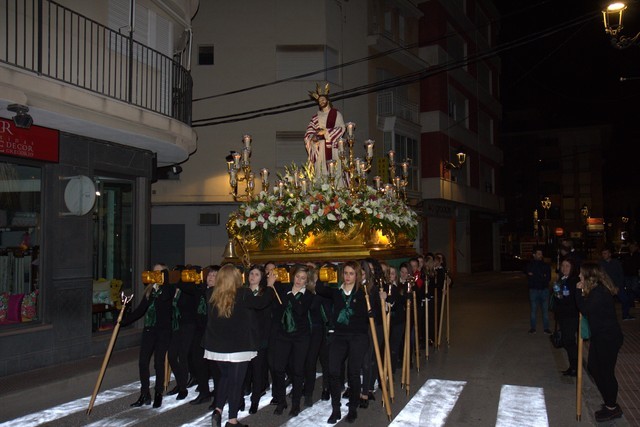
[526,247,552,334]
[600,246,635,321]
[576,261,624,423]
[552,258,580,376]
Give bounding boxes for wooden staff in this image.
[403,293,411,395]
[87,292,133,415]
[425,287,429,360]
[576,313,584,421]
[363,283,392,420]
[446,275,450,345]
[437,279,447,348]
[380,286,394,402]
[433,289,439,350]
[164,353,171,392]
[412,291,420,372]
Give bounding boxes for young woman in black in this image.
[203,264,274,427]
[576,261,624,423]
[120,263,174,409]
[315,260,369,424]
[270,264,314,417]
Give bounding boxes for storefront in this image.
[0,118,154,376]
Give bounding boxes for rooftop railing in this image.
[0,0,192,125]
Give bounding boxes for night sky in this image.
[495,1,640,225]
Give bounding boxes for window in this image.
[198,45,214,66]
[384,132,420,192]
[477,62,492,94]
[447,25,467,70]
[0,162,41,326]
[448,86,469,128]
[478,110,493,144]
[276,45,340,84]
[109,0,173,56]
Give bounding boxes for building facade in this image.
[0,0,198,376]
[152,0,504,275]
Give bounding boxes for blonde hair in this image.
[210,264,243,318]
[580,261,618,297]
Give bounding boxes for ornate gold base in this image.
[223,223,416,264]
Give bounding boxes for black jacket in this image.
[315,282,369,336]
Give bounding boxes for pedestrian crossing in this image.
[0,376,551,427]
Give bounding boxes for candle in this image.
[384,183,393,198]
[248,173,255,190]
[242,148,250,164]
[301,179,308,195]
[328,160,336,177]
[260,168,269,184]
[233,152,241,169]
[294,173,299,188]
[243,134,252,149]
[388,150,395,164]
[394,176,401,190]
[401,162,409,177]
[230,169,237,186]
[337,138,345,155]
[365,139,374,159]
[277,180,284,198]
[373,176,381,190]
[346,122,356,139]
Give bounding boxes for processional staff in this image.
[87,292,134,415]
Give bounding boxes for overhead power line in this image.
[192,10,598,128]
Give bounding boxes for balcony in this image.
[377,90,419,124]
[0,0,192,125]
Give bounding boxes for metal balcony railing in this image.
[0,0,192,125]
[377,90,419,123]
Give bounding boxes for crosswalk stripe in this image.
[389,379,466,426]
[496,385,548,427]
[0,378,146,427]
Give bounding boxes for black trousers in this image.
[588,336,623,407]
[138,327,171,393]
[168,323,196,391]
[303,325,328,398]
[270,333,310,408]
[388,320,404,373]
[558,316,578,370]
[328,333,368,410]
[248,348,269,405]
[215,361,249,419]
[190,326,210,394]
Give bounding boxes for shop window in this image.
[0,162,41,327]
[92,177,134,332]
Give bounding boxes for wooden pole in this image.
[425,287,429,360]
[404,296,411,395]
[164,354,171,392]
[446,276,450,346]
[363,284,392,421]
[401,297,408,389]
[437,283,447,348]
[576,313,583,421]
[380,291,394,402]
[87,293,133,415]
[412,291,420,372]
[433,291,439,350]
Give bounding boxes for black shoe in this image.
[321,389,330,401]
[270,397,279,405]
[346,408,358,423]
[176,390,188,400]
[595,404,623,422]
[130,391,151,407]
[224,422,247,427]
[543,329,552,335]
[359,398,369,408]
[528,328,536,334]
[342,388,350,399]
[189,392,211,405]
[249,402,259,414]
[367,391,375,401]
[209,401,216,411]
[274,403,287,415]
[562,368,577,377]
[289,406,300,416]
[327,409,341,424]
[212,409,222,427]
[186,375,198,388]
[153,391,163,408]
[167,385,179,396]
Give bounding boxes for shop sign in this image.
[424,202,454,218]
[0,118,59,162]
[586,217,605,232]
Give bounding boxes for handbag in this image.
[550,322,562,348]
[580,315,590,340]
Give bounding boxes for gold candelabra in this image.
[226,135,272,202]
[334,122,375,194]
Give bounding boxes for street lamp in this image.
[602,2,640,48]
[541,197,551,246]
[443,148,468,170]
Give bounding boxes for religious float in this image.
[222,124,419,266]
